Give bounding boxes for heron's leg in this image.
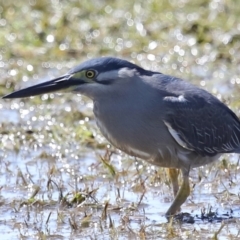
[165,168,190,216]
[168,168,179,197]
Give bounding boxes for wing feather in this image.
[163,92,240,156]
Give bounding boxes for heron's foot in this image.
[173,212,195,224]
[165,171,190,217]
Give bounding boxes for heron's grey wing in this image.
[163,92,240,156]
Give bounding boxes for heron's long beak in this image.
[3,74,84,99]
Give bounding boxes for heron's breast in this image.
[95,116,150,158]
[93,102,154,158]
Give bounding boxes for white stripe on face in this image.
[97,68,136,82]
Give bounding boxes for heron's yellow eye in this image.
[85,70,96,79]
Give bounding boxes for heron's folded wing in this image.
[163,94,240,156]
